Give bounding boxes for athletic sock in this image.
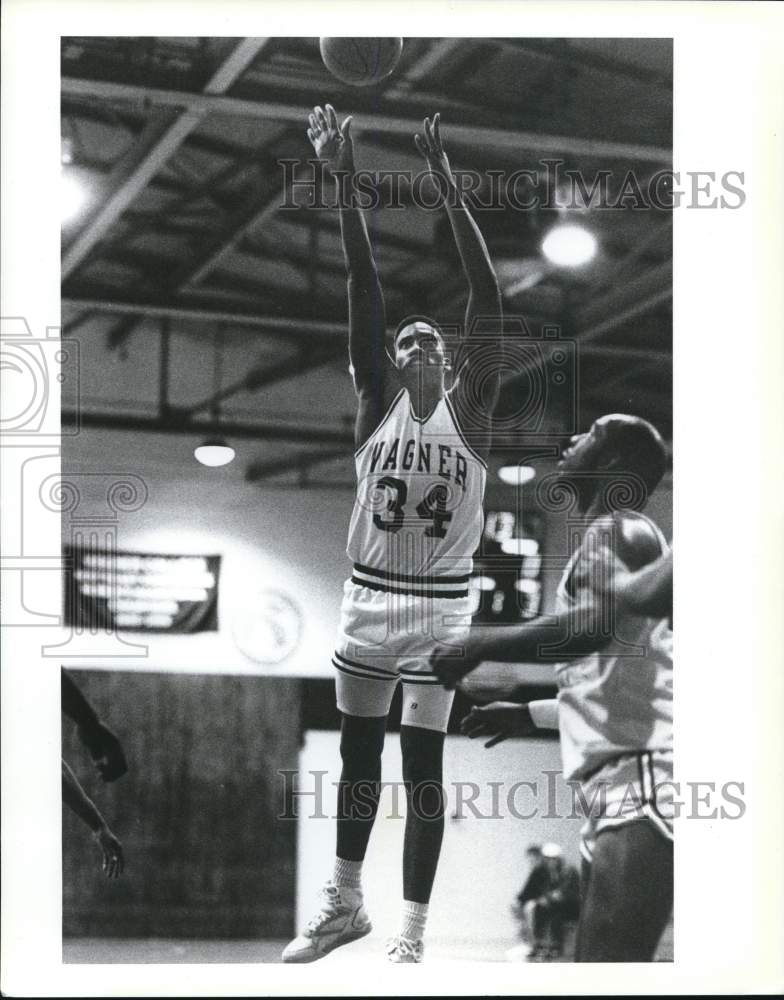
[400,900,429,942]
[333,856,363,893]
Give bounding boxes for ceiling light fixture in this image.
[541,224,598,267]
[498,465,536,486]
[194,438,236,467]
[195,325,235,467]
[61,170,88,224]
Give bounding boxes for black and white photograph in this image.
[2,3,783,996]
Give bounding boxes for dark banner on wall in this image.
[64,547,220,633]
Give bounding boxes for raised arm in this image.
[415,114,502,403]
[307,105,390,444]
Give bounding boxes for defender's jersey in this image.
[554,513,673,781]
[347,388,487,596]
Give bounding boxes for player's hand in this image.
[460,702,537,747]
[93,824,124,879]
[414,113,453,183]
[307,103,354,176]
[430,644,481,690]
[78,721,128,782]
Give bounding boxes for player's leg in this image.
[386,681,454,963]
[574,819,673,962]
[282,671,396,963]
[336,711,387,862]
[401,723,446,903]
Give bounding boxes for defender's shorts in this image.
[333,578,474,733]
[576,749,674,863]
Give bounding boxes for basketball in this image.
[319,37,403,86]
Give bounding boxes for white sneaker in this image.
[386,935,424,963]
[282,883,371,963]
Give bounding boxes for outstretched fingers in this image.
[423,116,434,150]
[325,103,339,131]
[417,114,444,159]
[314,105,328,131]
[432,112,443,152]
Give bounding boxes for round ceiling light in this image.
[194,438,235,467]
[541,224,598,267]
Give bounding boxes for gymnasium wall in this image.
[62,670,302,938]
[59,437,353,677]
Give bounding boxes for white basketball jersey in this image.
[554,513,673,781]
[347,388,486,597]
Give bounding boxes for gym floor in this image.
[64,922,673,964]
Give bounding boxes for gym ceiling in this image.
[61,37,672,487]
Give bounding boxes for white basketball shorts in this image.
[333,577,474,733]
[576,749,674,863]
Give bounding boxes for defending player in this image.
[62,760,124,878]
[282,105,503,963]
[61,670,127,877]
[432,414,673,962]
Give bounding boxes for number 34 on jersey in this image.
[346,389,487,579]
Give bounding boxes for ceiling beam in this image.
[575,259,672,343]
[62,97,263,162]
[63,409,353,446]
[246,447,348,483]
[386,39,466,93]
[589,214,672,294]
[61,39,270,281]
[291,214,433,256]
[184,342,345,416]
[576,287,673,345]
[61,75,671,164]
[62,293,670,369]
[499,39,672,90]
[179,185,283,288]
[578,344,670,365]
[62,295,346,336]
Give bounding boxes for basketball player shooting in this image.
[432,415,673,962]
[282,105,503,963]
